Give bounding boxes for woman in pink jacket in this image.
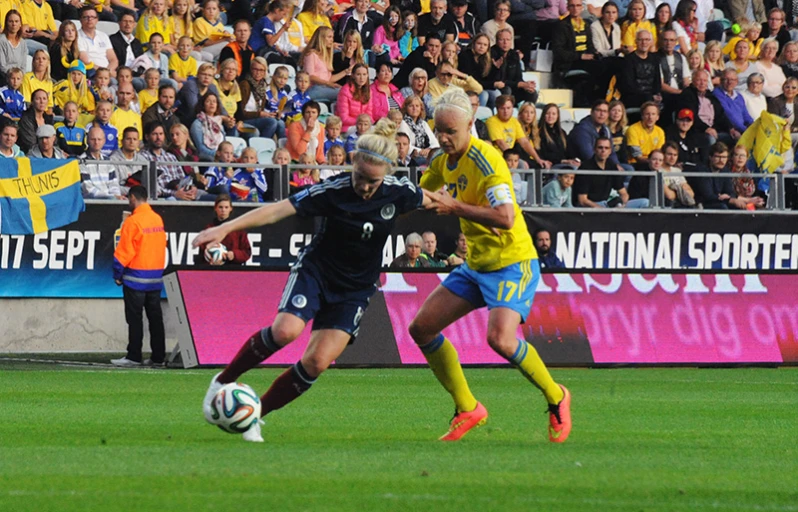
[336,63,374,132]
[370,63,405,122]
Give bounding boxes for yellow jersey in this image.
[168,53,197,79]
[296,12,331,42]
[625,121,664,163]
[621,19,657,50]
[420,137,536,272]
[0,0,25,30]
[170,15,193,41]
[192,17,229,45]
[138,88,158,113]
[109,107,143,141]
[22,72,53,108]
[21,0,56,32]
[136,13,173,45]
[214,79,241,117]
[485,115,526,148]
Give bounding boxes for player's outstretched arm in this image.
[424,189,515,230]
[193,199,297,248]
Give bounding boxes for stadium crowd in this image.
[0,0,797,210]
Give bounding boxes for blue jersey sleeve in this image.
[388,176,424,215]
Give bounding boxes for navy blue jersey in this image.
[289,173,423,291]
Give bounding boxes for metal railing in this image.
[78,160,797,212]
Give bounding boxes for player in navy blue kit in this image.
[195,119,430,442]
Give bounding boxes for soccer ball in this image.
[210,383,262,434]
[205,243,227,264]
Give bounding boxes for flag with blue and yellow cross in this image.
[0,158,85,235]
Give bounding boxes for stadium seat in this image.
[538,89,573,109]
[226,136,247,157]
[318,102,329,115]
[559,109,575,134]
[369,67,376,81]
[278,137,287,148]
[97,21,119,36]
[522,71,541,86]
[269,63,297,79]
[257,149,273,164]
[25,54,32,73]
[570,108,591,123]
[476,106,493,120]
[249,137,276,154]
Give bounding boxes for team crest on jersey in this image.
[457,175,468,192]
[380,204,396,220]
[107,133,114,141]
[291,294,307,308]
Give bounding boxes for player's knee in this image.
[270,323,301,345]
[300,354,331,378]
[486,330,515,357]
[408,319,433,345]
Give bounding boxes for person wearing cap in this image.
[676,69,731,145]
[712,68,754,140]
[28,124,66,159]
[53,59,96,117]
[665,107,710,167]
[449,0,480,50]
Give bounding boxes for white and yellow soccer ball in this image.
[204,243,228,264]
[210,383,262,434]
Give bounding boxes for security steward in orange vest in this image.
[219,19,255,80]
[111,185,168,367]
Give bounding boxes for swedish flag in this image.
[0,158,85,235]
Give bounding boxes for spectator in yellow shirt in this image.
[625,101,665,164]
[296,0,332,44]
[621,0,657,54]
[110,83,143,141]
[192,0,233,60]
[138,68,161,112]
[22,49,54,109]
[485,94,549,168]
[21,0,57,56]
[169,36,198,88]
[136,0,175,52]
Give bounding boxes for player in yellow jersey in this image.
[410,89,572,443]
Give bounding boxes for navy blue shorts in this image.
[278,262,375,338]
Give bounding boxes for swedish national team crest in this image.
[457,175,468,192]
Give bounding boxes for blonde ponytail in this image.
[353,118,399,172]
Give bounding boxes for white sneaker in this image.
[111,357,141,367]
[203,372,224,424]
[143,359,165,367]
[242,419,264,443]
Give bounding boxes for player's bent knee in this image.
[270,323,303,346]
[486,331,516,358]
[408,319,434,346]
[300,355,331,378]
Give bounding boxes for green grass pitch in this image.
[1,365,796,512]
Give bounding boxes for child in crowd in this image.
[291,153,321,188]
[91,68,115,103]
[0,68,25,122]
[136,0,175,53]
[399,11,419,59]
[323,114,345,154]
[204,140,236,193]
[169,36,199,89]
[319,144,347,180]
[54,101,86,156]
[233,147,269,202]
[503,148,529,205]
[723,20,762,61]
[541,172,575,208]
[134,33,170,83]
[54,59,95,118]
[345,113,372,161]
[285,71,311,121]
[91,100,119,156]
[272,147,291,167]
[192,0,234,60]
[266,65,290,137]
[139,69,161,113]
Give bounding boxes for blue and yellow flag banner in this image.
[0,158,85,235]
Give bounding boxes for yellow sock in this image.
[509,339,564,405]
[420,334,478,413]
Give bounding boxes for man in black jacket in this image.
[141,85,179,135]
[417,0,457,45]
[110,12,144,70]
[676,69,731,145]
[450,0,480,49]
[551,0,605,104]
[618,29,661,110]
[489,29,537,103]
[393,34,442,89]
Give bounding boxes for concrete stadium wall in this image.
[0,299,177,354]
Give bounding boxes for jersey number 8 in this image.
[361,222,374,240]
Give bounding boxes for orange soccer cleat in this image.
[439,402,488,441]
[548,385,572,443]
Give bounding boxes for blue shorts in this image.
[278,261,374,338]
[442,259,540,322]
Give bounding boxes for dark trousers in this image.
[123,285,165,363]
